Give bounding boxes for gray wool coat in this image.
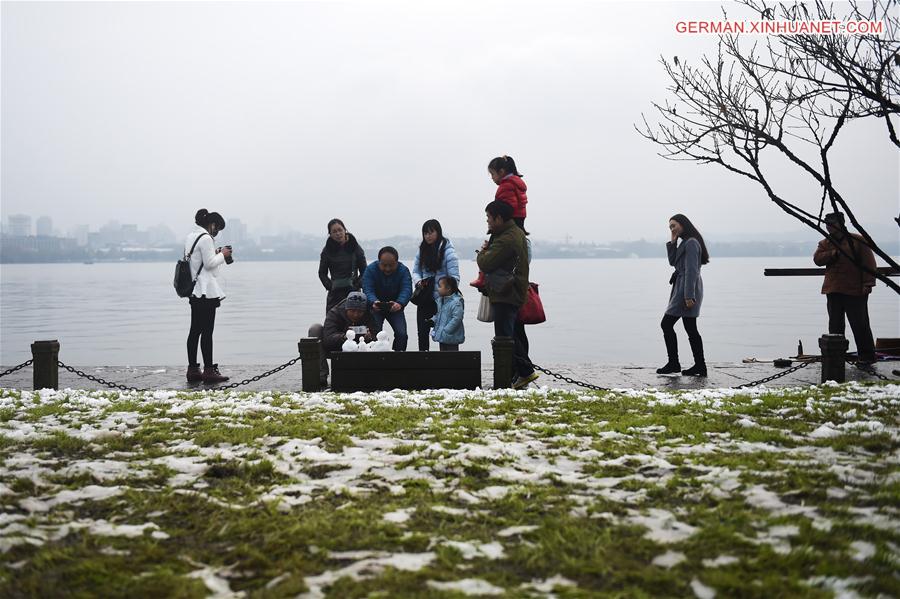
[665,238,704,318]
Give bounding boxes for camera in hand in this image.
[376,301,392,315]
[224,245,234,264]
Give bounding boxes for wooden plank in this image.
[764,267,899,277]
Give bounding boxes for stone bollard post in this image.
[31,340,60,390]
[299,338,323,392]
[819,334,849,383]
[492,336,514,389]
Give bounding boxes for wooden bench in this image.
[298,338,515,392]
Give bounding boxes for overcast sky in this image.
[2,1,897,243]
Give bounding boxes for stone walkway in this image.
[1,359,896,392]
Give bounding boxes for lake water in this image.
[1,258,897,366]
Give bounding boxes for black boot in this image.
[657,361,682,375]
[657,327,680,374]
[682,335,707,377]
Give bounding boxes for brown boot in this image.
[186,364,203,383]
[202,364,229,384]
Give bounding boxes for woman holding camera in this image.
[185,208,232,384]
[411,219,459,351]
[318,218,367,313]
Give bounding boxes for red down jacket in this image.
[495,174,528,219]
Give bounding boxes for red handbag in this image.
[517,282,546,324]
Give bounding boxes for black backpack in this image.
[174,233,207,298]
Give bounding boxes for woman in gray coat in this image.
[657,214,710,377]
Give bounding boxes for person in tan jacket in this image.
[813,212,877,364]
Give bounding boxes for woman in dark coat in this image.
[657,214,709,377]
[318,218,367,313]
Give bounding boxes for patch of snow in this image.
[497,525,539,537]
[702,555,739,567]
[849,540,876,562]
[652,551,686,569]
[691,578,716,599]
[426,578,505,596]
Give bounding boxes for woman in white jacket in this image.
[185,209,232,383]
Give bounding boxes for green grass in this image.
[0,382,897,597]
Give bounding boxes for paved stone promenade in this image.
[1,359,896,392]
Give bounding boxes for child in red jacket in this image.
[471,155,529,289]
[489,155,528,231]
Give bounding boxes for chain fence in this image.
[534,359,825,392]
[2,353,895,394]
[55,357,302,393]
[531,364,610,391]
[0,359,33,379]
[57,361,148,393]
[846,359,897,382]
[732,359,818,389]
[216,356,302,390]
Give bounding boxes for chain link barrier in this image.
[0,360,33,379]
[531,364,610,391]
[216,356,302,390]
[3,353,894,393]
[56,357,302,393]
[733,359,818,389]
[846,359,897,382]
[57,360,148,393]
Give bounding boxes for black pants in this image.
[827,293,876,361]
[660,313,704,365]
[187,297,220,367]
[326,287,353,313]
[439,343,459,351]
[493,302,534,378]
[416,301,438,351]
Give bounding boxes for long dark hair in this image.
[670,214,710,265]
[419,219,447,272]
[195,208,225,230]
[323,218,359,254]
[488,155,523,177]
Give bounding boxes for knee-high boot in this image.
[657,328,681,374]
[683,335,707,377]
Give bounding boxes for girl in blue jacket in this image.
[431,276,465,351]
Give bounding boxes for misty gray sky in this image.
[2,1,897,243]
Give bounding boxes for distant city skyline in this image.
[3,211,899,247]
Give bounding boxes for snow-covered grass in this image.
[0,382,898,597]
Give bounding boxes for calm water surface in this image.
[1,258,897,366]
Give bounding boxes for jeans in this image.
[372,308,409,351]
[827,293,875,361]
[492,302,534,378]
[187,297,219,367]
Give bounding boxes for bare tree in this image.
[638,0,900,294]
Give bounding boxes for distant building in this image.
[147,223,176,246]
[36,216,53,237]
[8,214,31,237]
[70,225,90,247]
[223,218,249,246]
